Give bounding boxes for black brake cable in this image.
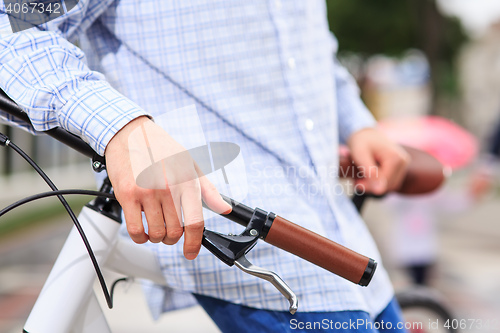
[0,133,116,309]
[0,189,115,217]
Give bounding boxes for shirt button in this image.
[287,57,296,69]
[305,119,314,131]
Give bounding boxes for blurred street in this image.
[364,173,500,333]
[0,172,499,333]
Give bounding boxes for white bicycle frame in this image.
[23,204,165,333]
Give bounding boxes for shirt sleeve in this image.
[0,2,150,156]
[334,59,377,144]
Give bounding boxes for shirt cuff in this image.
[59,81,150,156]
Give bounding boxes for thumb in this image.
[197,171,232,214]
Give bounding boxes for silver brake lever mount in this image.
[235,255,298,314]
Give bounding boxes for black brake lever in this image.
[202,205,298,314]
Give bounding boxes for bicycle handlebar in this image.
[0,89,105,164]
[0,89,442,288]
[265,215,376,285]
[220,195,375,286]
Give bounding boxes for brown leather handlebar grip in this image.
[264,215,376,286]
[397,146,446,195]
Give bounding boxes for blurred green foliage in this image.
[326,0,468,97]
[327,0,418,56]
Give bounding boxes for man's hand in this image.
[105,116,232,260]
[347,127,410,195]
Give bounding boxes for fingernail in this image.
[222,202,232,215]
[185,253,198,260]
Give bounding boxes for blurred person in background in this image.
[469,117,500,199]
[385,186,475,286]
[375,114,479,287]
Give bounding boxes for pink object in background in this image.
[378,115,478,170]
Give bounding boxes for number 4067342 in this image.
[5,1,62,14]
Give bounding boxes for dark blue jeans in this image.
[194,294,408,333]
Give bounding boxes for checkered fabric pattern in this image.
[0,0,393,319]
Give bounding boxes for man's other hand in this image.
[347,127,410,195]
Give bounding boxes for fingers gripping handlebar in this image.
[339,145,446,195]
[339,145,446,212]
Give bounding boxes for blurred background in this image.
[1,0,500,332]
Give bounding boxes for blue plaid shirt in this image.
[0,0,393,318]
